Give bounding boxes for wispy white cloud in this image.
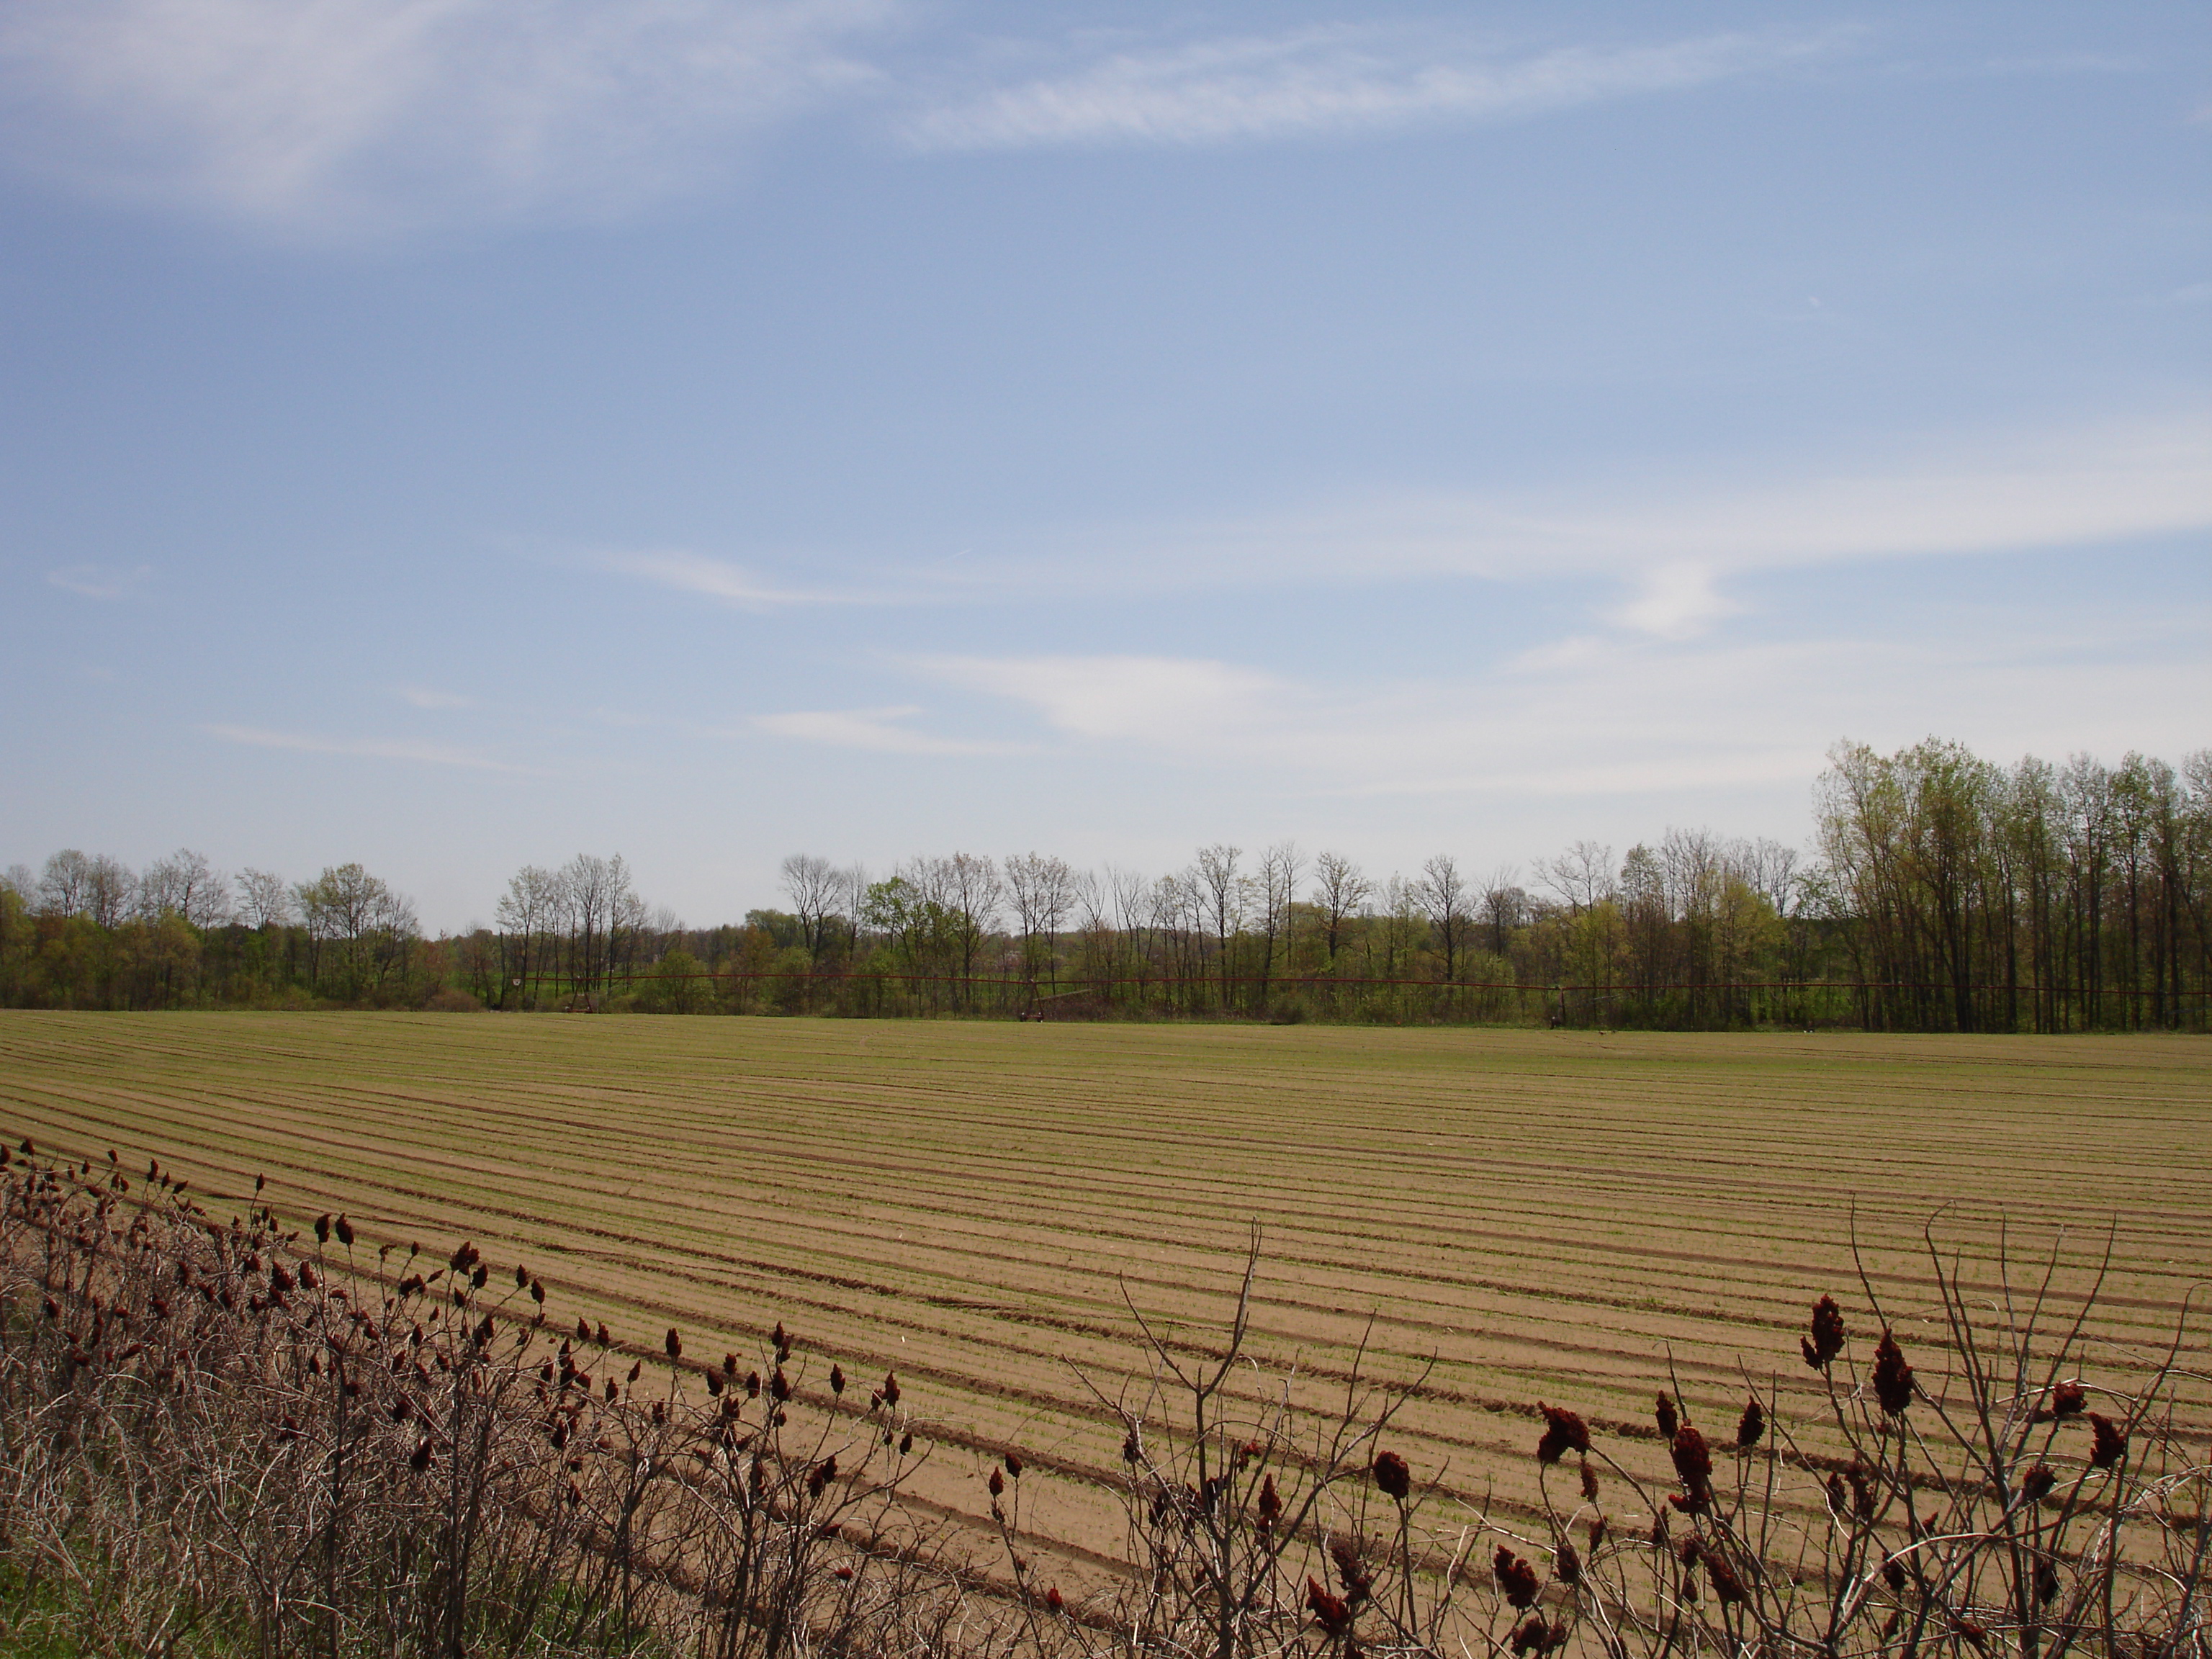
[904,25,1847,151]
[203,722,526,771]
[394,683,475,709]
[919,643,1807,794]
[596,414,2211,647]
[602,549,883,608]
[952,412,2212,631]
[1557,415,2212,572]
[47,562,153,600]
[917,654,1283,740]
[750,706,1021,756]
[0,0,896,236]
[1974,52,2148,78]
[909,608,2212,803]
[1608,562,1737,639]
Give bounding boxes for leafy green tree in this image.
[637,948,711,1014]
[861,877,966,1007]
[295,863,418,1001]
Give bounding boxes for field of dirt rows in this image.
[2,1011,2206,1588]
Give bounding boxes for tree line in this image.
[4,737,2206,1031]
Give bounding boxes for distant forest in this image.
[4,738,2207,1033]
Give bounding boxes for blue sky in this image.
[2,0,2206,929]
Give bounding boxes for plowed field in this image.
[3,1012,2205,1588]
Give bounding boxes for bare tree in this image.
[1311,851,1370,968]
[234,868,293,930]
[1069,867,1114,984]
[1103,863,1152,993]
[1479,863,1526,958]
[779,854,837,962]
[494,865,562,1004]
[140,848,229,927]
[1004,853,1050,984]
[1257,841,1302,1004]
[1004,853,1078,991]
[1741,836,1802,917]
[1070,867,1105,938]
[1154,869,1210,1001]
[37,850,94,917]
[943,853,1002,999]
[138,858,182,922]
[1108,865,1150,953]
[1416,853,1470,981]
[560,855,621,998]
[1195,845,1246,1010]
[1542,840,1617,913]
[1370,873,1424,980]
[835,863,868,961]
[1035,855,1076,989]
[84,855,135,928]
[607,857,645,986]
[1541,840,1619,1022]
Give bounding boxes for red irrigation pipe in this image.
[580,968,2208,1001]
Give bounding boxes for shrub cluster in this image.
[0,1142,958,1657]
[2,1142,2205,1658]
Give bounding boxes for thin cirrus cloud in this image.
[394,684,476,710]
[949,411,2212,635]
[909,646,1817,793]
[1540,414,2212,574]
[601,549,889,609]
[592,415,2212,644]
[46,562,153,600]
[202,722,526,772]
[750,706,1023,757]
[1607,563,1739,640]
[902,613,2212,801]
[0,6,1864,235]
[916,654,1285,742]
[901,24,1850,150]
[0,0,896,235]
